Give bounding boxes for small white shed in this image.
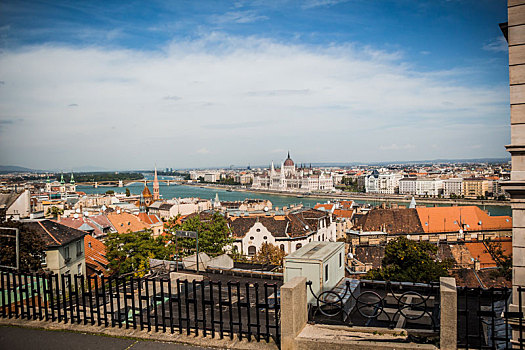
[284,241,345,304]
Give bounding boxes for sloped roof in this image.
[84,234,110,277]
[416,206,512,233]
[137,212,162,226]
[314,203,334,211]
[106,212,148,234]
[228,208,330,239]
[355,208,423,234]
[58,217,103,236]
[333,209,353,219]
[228,216,289,238]
[24,220,86,248]
[465,240,512,268]
[87,214,114,230]
[0,191,23,209]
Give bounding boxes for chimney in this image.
[474,259,481,271]
[57,214,61,222]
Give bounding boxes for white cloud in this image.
[212,10,268,24]
[0,34,509,169]
[302,0,349,9]
[483,36,508,53]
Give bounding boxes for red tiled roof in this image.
[314,203,334,211]
[416,206,512,233]
[137,212,162,226]
[106,212,148,233]
[333,209,353,219]
[84,235,110,278]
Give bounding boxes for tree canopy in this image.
[252,243,286,266]
[0,220,46,272]
[164,212,232,257]
[364,236,452,283]
[105,229,172,277]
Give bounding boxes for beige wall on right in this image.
[505,2,525,345]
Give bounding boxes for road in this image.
[0,325,211,350]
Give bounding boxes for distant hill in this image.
[305,157,511,167]
[0,165,37,173]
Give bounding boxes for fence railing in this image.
[457,286,520,350]
[0,270,280,346]
[306,279,440,334]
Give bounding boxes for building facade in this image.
[252,152,335,192]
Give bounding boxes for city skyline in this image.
[0,0,510,169]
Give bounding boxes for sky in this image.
[0,0,511,170]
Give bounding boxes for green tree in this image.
[165,212,232,257]
[106,190,115,195]
[46,206,63,218]
[364,236,452,283]
[253,243,286,266]
[105,230,173,277]
[125,188,131,197]
[0,220,46,272]
[484,240,512,281]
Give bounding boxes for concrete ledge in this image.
[296,324,437,350]
[0,318,278,350]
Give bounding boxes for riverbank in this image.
[185,183,511,207]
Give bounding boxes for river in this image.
[78,175,512,217]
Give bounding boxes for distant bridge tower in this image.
[94,182,98,188]
[118,180,123,187]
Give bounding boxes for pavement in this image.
[0,325,211,350]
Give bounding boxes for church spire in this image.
[153,166,160,201]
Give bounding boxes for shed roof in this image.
[285,241,344,262]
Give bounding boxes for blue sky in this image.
[0,0,511,170]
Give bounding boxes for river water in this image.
[78,175,512,217]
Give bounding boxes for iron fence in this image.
[306,279,440,333]
[0,270,280,346]
[457,286,522,350]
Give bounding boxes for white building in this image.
[228,208,336,256]
[399,177,417,195]
[252,152,335,193]
[399,177,444,197]
[365,170,402,194]
[443,178,463,197]
[416,178,443,196]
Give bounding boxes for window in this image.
[280,244,285,251]
[78,264,82,275]
[248,246,256,256]
[325,264,329,282]
[249,236,254,240]
[76,240,82,256]
[88,242,92,248]
[64,246,70,261]
[295,243,302,250]
[263,236,267,240]
[256,228,261,232]
[339,253,342,268]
